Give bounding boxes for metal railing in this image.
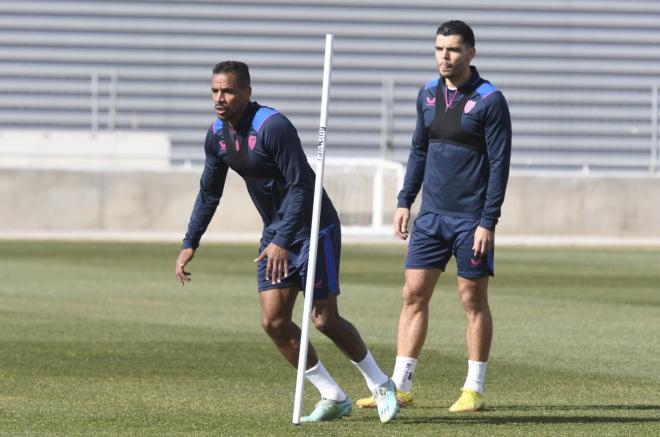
[380,78,660,174]
[2,71,660,174]
[90,69,120,133]
[652,84,659,172]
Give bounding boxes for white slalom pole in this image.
[292,33,334,425]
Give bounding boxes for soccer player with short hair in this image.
[175,61,398,423]
[356,20,512,412]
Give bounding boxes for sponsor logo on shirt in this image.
[426,96,436,106]
[464,100,476,113]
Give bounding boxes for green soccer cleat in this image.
[448,388,485,413]
[373,379,399,423]
[355,389,413,409]
[301,397,352,422]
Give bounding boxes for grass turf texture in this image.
[0,240,658,436]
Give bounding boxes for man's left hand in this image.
[473,226,494,258]
[254,242,289,285]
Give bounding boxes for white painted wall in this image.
[1,169,659,242]
[0,131,170,171]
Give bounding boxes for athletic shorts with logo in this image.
[406,211,494,278]
[257,223,341,298]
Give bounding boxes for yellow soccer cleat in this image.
[355,389,413,409]
[448,388,485,413]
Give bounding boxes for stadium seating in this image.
[0,0,659,172]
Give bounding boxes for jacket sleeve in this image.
[479,92,512,230]
[397,86,429,209]
[263,116,311,249]
[182,128,229,249]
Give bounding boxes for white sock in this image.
[305,360,346,402]
[463,360,488,394]
[391,356,417,393]
[351,350,389,392]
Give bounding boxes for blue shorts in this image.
[257,223,341,299]
[405,211,494,278]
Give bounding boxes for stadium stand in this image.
[0,0,659,172]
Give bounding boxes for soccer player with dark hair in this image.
[357,20,512,412]
[175,61,398,423]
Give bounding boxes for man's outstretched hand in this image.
[175,248,195,286]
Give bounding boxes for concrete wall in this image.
[1,168,659,240]
[0,169,260,237]
[499,175,660,238]
[0,131,170,171]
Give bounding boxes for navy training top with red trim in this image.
[397,66,512,230]
[182,101,339,250]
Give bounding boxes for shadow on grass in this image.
[396,404,660,425]
[488,404,660,412]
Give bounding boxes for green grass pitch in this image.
[0,240,659,436]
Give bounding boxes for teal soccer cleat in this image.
[301,397,352,422]
[373,379,399,423]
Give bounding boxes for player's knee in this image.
[402,283,430,309]
[458,286,489,314]
[311,312,337,335]
[260,315,288,338]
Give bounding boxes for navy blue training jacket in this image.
[182,101,339,250]
[397,67,512,230]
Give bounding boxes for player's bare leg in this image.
[259,286,318,369]
[394,268,442,398]
[260,286,350,420]
[397,268,443,358]
[457,276,492,362]
[312,294,399,422]
[449,276,491,412]
[356,268,440,408]
[310,294,367,361]
[357,268,442,409]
